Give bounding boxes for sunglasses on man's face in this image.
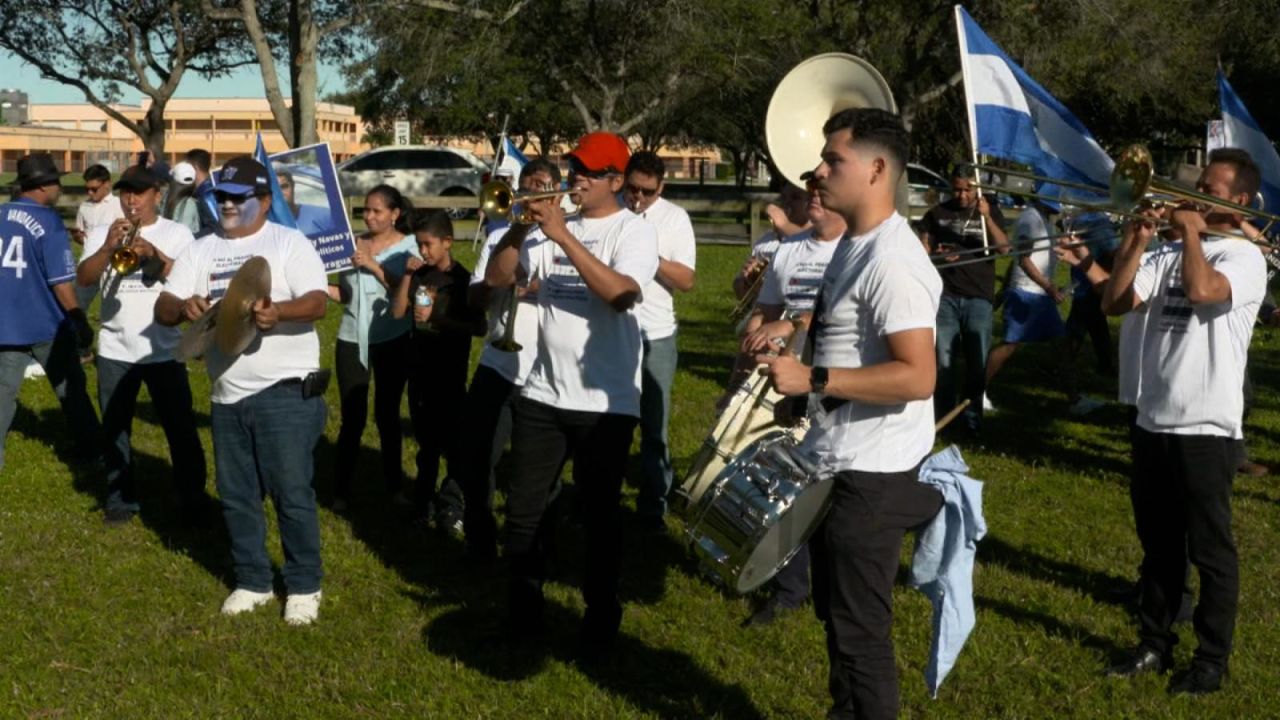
[214,191,262,205]
[625,183,659,198]
[86,183,107,194]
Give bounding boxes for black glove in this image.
[67,308,94,352]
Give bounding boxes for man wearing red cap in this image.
[485,132,658,655]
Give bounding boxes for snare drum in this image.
[675,372,806,515]
[685,432,833,594]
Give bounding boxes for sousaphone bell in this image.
[764,52,910,215]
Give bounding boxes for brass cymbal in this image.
[215,256,272,357]
[174,300,219,361]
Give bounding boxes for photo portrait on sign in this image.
[268,142,356,272]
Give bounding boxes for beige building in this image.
[3,97,366,175]
[6,96,719,180]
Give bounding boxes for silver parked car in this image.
[337,145,488,217]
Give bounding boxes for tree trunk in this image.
[289,0,320,148]
[142,100,169,159]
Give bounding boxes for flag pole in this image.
[954,5,990,251]
[475,113,511,250]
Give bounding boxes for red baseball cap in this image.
[567,132,631,174]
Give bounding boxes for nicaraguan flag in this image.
[496,136,528,180]
[955,6,1113,204]
[254,133,298,229]
[1218,70,1280,217]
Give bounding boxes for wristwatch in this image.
[810,366,829,394]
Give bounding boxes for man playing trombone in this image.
[920,165,1008,432]
[1101,148,1267,696]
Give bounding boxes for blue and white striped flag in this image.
[1218,70,1280,216]
[254,133,298,229]
[496,136,528,180]
[954,6,1113,204]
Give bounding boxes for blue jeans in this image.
[637,333,678,519]
[211,382,326,594]
[97,357,206,512]
[0,323,101,471]
[934,294,992,430]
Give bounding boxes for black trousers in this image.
[1066,293,1113,374]
[335,335,412,497]
[407,336,470,513]
[810,465,942,720]
[504,396,637,638]
[772,544,811,608]
[97,357,206,509]
[455,364,518,554]
[1131,427,1238,670]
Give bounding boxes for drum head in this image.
[733,474,835,594]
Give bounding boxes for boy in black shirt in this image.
[919,165,1008,432]
[392,210,486,528]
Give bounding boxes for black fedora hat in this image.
[15,153,67,190]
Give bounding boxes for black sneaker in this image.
[103,507,136,527]
[741,600,800,628]
[1168,663,1226,696]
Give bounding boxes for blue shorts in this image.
[1002,288,1065,343]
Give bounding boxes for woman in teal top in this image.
[329,184,420,508]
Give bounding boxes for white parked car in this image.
[337,146,489,217]
[907,163,951,211]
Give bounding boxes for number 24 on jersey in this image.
[1,236,29,278]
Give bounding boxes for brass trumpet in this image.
[491,284,523,352]
[109,218,144,275]
[479,179,573,224]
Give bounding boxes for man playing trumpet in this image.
[77,164,208,526]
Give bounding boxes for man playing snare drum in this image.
[758,108,944,720]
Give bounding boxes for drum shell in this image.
[676,373,805,515]
[686,432,833,594]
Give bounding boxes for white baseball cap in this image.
[171,161,196,185]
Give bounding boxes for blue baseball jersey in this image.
[0,198,77,345]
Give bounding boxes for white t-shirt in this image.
[1117,252,1153,407]
[82,218,194,364]
[1131,237,1266,437]
[473,225,542,386]
[758,229,840,313]
[799,213,943,474]
[165,222,328,405]
[751,230,783,261]
[519,209,659,417]
[635,197,696,340]
[76,194,124,235]
[1008,207,1057,295]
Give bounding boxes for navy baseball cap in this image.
[113,165,165,192]
[214,156,271,196]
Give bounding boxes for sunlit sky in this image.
[0,53,347,105]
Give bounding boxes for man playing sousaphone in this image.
[155,156,331,626]
[757,109,944,720]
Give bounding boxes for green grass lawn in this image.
[2,244,1278,719]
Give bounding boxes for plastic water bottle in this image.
[414,286,433,331]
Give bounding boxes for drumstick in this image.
[732,318,807,448]
[934,399,972,432]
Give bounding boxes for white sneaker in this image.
[982,393,996,413]
[22,361,45,380]
[1069,395,1107,416]
[220,588,275,616]
[284,591,322,626]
